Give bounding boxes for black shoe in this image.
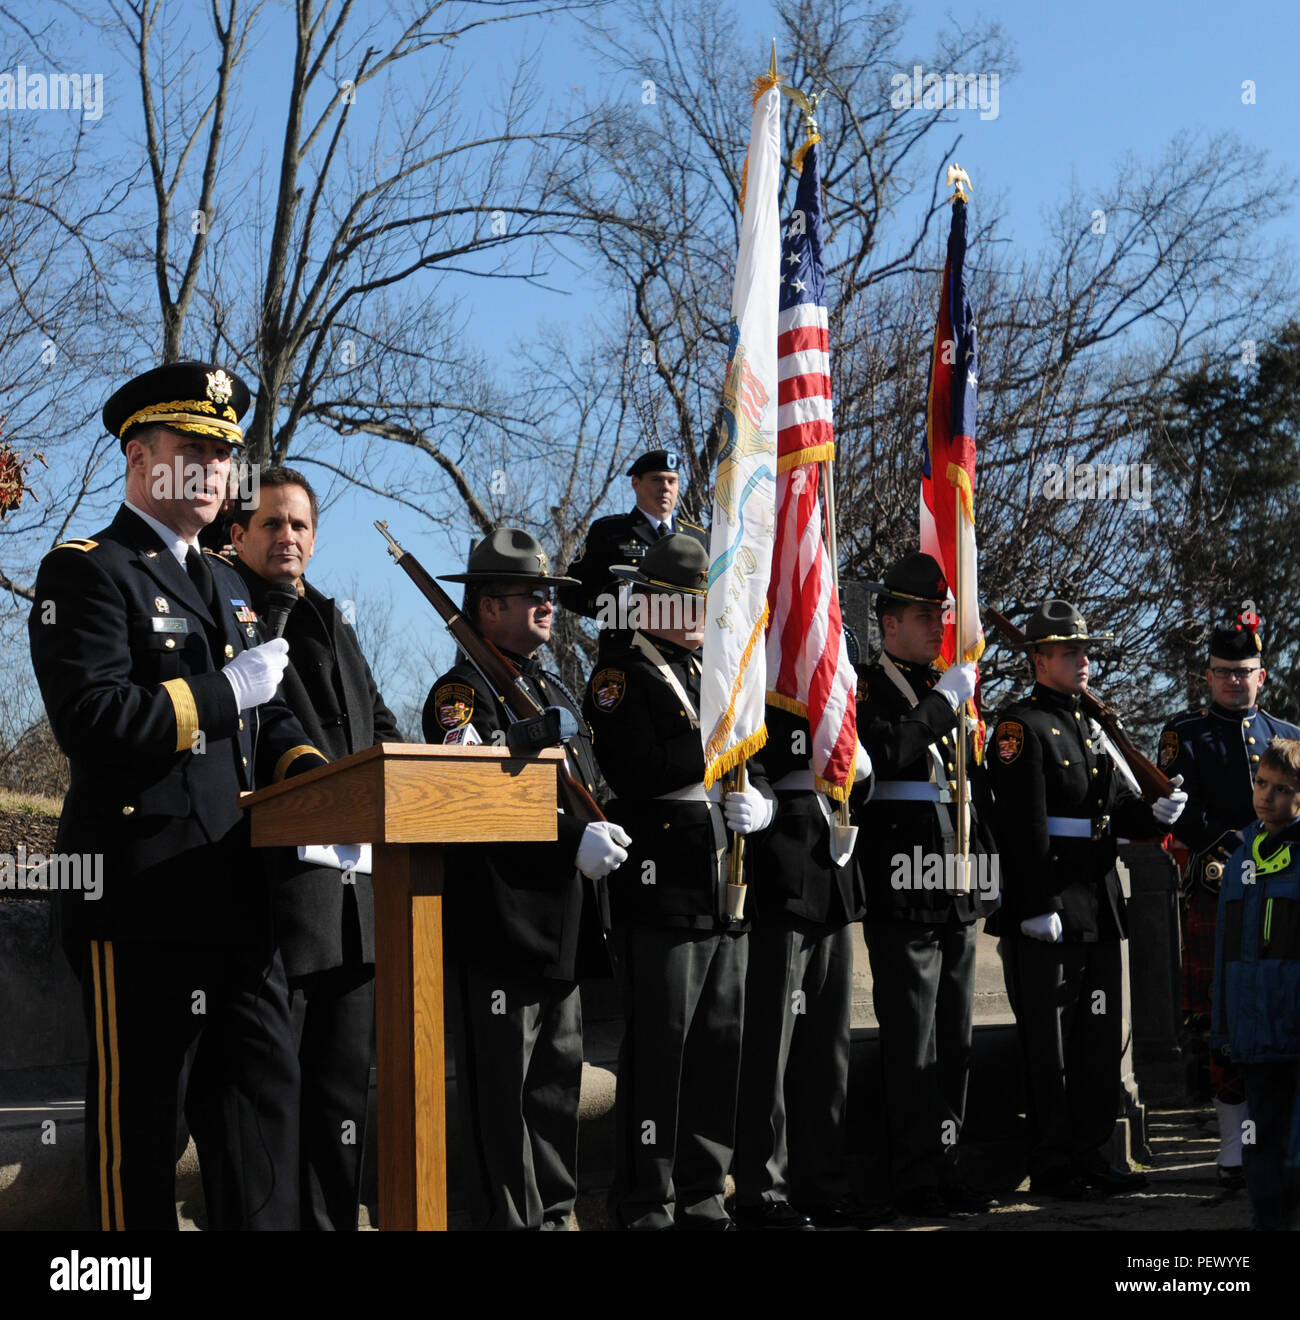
[1083,1165,1149,1195]
[942,1184,998,1215]
[675,1216,737,1231]
[1217,1164,1245,1189]
[797,1200,897,1230]
[1030,1171,1092,1200]
[893,1187,950,1218]
[731,1202,815,1231]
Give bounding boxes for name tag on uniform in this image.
[150,617,189,634]
[619,541,647,558]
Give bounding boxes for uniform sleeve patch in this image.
[996,720,1024,763]
[591,668,626,711]
[433,682,475,730]
[1158,729,1179,769]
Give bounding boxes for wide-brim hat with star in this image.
[611,533,709,596]
[438,527,580,586]
[1210,614,1264,661]
[862,552,950,606]
[1013,598,1116,647]
[104,361,251,452]
[626,449,681,478]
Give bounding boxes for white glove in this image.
[575,820,631,879]
[724,787,775,835]
[1152,773,1187,826]
[222,637,290,711]
[853,741,873,784]
[1020,912,1064,943]
[297,843,372,875]
[934,662,977,710]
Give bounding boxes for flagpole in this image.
[953,482,970,892]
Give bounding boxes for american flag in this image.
[921,192,985,744]
[764,138,858,799]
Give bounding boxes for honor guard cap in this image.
[1015,599,1115,647]
[438,527,581,586]
[863,552,950,607]
[1210,613,1264,661]
[611,534,709,596]
[626,450,680,478]
[104,361,251,452]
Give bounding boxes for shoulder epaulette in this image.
[203,547,234,565]
[49,538,98,554]
[679,519,706,532]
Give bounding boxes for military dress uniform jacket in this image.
[422,654,603,981]
[989,684,1161,940]
[854,656,997,925]
[583,632,767,931]
[1159,703,1300,865]
[754,704,865,926]
[28,506,327,951]
[558,510,708,619]
[231,560,403,976]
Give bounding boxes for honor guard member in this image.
[422,528,629,1230]
[989,600,1186,1198]
[559,450,707,651]
[28,363,328,1230]
[583,534,774,1231]
[1158,614,1299,1185]
[732,703,873,1230]
[854,553,999,1218]
[228,467,403,1230]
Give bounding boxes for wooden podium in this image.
[240,742,562,1230]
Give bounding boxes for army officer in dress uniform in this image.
[1158,615,1300,1184]
[28,362,328,1230]
[989,600,1186,1198]
[422,528,630,1230]
[583,534,774,1231]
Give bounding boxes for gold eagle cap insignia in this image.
[206,369,234,406]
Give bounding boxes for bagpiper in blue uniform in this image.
[1159,616,1299,1183]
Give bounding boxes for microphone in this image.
[260,582,300,640]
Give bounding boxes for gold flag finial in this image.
[769,39,777,81]
[946,162,973,202]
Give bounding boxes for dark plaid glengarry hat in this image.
[1014,599,1115,648]
[626,450,680,478]
[103,361,251,452]
[611,533,709,596]
[437,527,580,586]
[864,552,950,607]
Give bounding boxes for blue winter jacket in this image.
[1211,817,1300,1062]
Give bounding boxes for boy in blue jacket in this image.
[1212,737,1300,1230]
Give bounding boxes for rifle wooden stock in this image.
[983,603,1174,804]
[374,521,605,824]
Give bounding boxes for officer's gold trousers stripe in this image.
[90,940,124,1230]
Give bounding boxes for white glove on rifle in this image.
[223,638,290,711]
[724,787,775,835]
[575,821,631,879]
[1152,773,1187,826]
[853,741,873,784]
[1020,912,1064,943]
[934,661,977,710]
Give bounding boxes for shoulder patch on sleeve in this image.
[433,682,475,730]
[995,720,1024,764]
[1158,729,1179,769]
[591,668,626,711]
[49,538,98,554]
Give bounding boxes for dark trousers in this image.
[865,919,976,1195]
[734,918,852,1207]
[1240,1060,1300,1231]
[610,923,747,1229]
[1002,934,1122,1178]
[79,938,300,1231]
[287,963,375,1231]
[447,959,582,1230]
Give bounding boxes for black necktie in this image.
[185,546,215,611]
[656,522,670,539]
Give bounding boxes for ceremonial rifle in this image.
[983,603,1174,803]
[374,520,605,825]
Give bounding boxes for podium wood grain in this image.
[241,744,561,1230]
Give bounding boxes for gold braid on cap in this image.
[118,398,243,443]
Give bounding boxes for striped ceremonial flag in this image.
[764,139,857,800]
[920,193,985,678]
[701,74,782,788]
